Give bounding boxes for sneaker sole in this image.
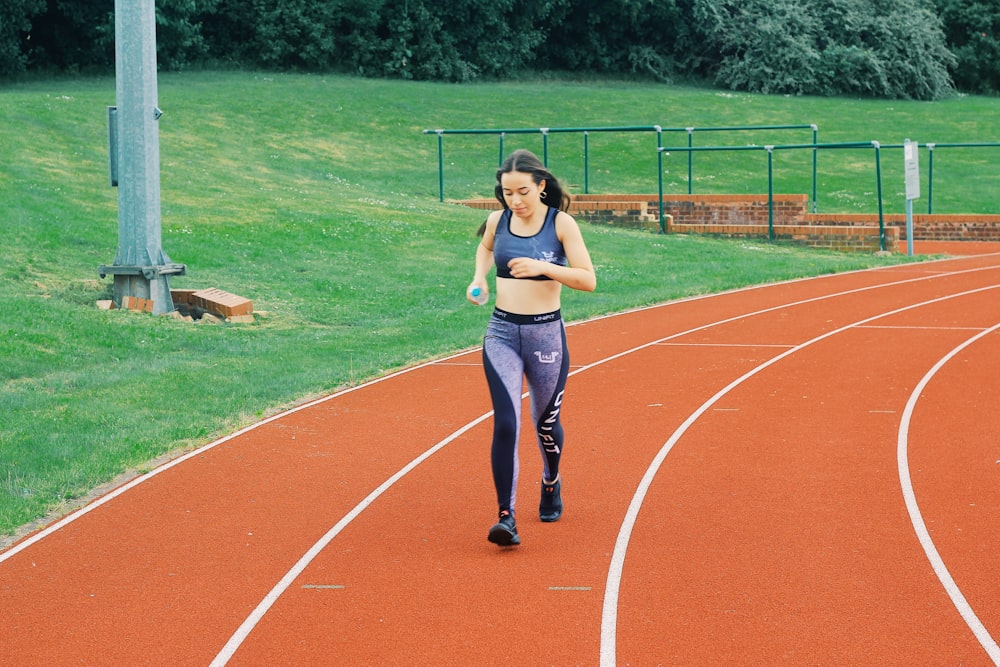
[488,526,520,546]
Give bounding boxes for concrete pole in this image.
[100,0,185,314]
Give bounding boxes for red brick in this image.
[192,288,254,318]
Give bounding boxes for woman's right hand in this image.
[467,281,489,305]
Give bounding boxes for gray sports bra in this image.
[493,207,567,280]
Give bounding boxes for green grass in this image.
[1,72,998,541]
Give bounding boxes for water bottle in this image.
[469,286,488,305]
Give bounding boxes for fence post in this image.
[584,131,590,194]
[686,127,694,194]
[655,126,664,232]
[435,130,445,202]
[766,146,775,242]
[811,124,818,213]
[926,143,935,214]
[873,141,885,251]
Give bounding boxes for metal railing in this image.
[423,125,662,201]
[423,124,819,204]
[925,143,1000,213]
[658,142,885,247]
[424,126,998,250]
[657,141,1000,246]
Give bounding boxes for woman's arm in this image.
[467,213,499,302]
[504,212,596,292]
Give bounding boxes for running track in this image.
[2,252,1000,665]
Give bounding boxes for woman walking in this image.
[467,149,596,546]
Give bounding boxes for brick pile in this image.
[96,288,254,323]
[171,288,254,322]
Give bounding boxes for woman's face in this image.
[500,170,546,218]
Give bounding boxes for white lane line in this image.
[897,323,1000,664]
[857,325,987,331]
[3,259,998,659]
[0,345,486,565]
[4,259,996,565]
[211,265,1000,665]
[657,343,795,348]
[598,284,1000,667]
[208,412,493,667]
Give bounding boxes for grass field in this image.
[2,72,998,542]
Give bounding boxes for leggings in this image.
[483,308,570,514]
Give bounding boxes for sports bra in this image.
[493,207,567,280]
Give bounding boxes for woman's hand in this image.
[506,257,545,279]
[466,280,489,304]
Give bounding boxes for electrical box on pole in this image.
[98,0,185,314]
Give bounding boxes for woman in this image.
[467,149,597,547]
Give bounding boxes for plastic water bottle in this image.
[469,286,488,305]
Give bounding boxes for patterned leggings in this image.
[482,308,569,514]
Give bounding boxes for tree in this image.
[539,0,685,81]
[936,0,1000,93]
[689,0,955,99]
[0,0,46,76]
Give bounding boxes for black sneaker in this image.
[488,510,520,546]
[539,478,562,522]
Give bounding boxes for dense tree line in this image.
[2,0,998,99]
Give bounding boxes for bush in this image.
[539,0,684,81]
[711,1,824,96]
[0,0,45,76]
[694,0,955,100]
[7,0,991,96]
[936,0,1000,94]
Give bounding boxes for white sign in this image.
[904,139,920,200]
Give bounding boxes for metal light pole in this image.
[99,0,185,314]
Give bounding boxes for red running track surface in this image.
[3,253,1000,666]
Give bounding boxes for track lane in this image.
[899,324,1000,662]
[0,360,497,665]
[608,287,1000,665]
[216,258,1000,664]
[2,255,1000,665]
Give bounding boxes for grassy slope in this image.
[1,72,997,540]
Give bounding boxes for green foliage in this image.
[0,0,45,75]
[538,0,684,80]
[936,0,1000,94]
[2,0,999,98]
[696,0,956,100]
[710,1,825,96]
[156,0,220,70]
[9,0,219,74]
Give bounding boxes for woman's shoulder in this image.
[553,209,580,230]
[481,208,506,237]
[487,208,509,229]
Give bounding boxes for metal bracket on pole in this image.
[98,263,187,281]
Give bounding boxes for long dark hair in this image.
[493,149,571,212]
[478,149,571,237]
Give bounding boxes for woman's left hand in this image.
[506,257,545,279]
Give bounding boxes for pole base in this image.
[99,263,187,315]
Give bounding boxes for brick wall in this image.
[804,213,1000,242]
[458,194,1000,252]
